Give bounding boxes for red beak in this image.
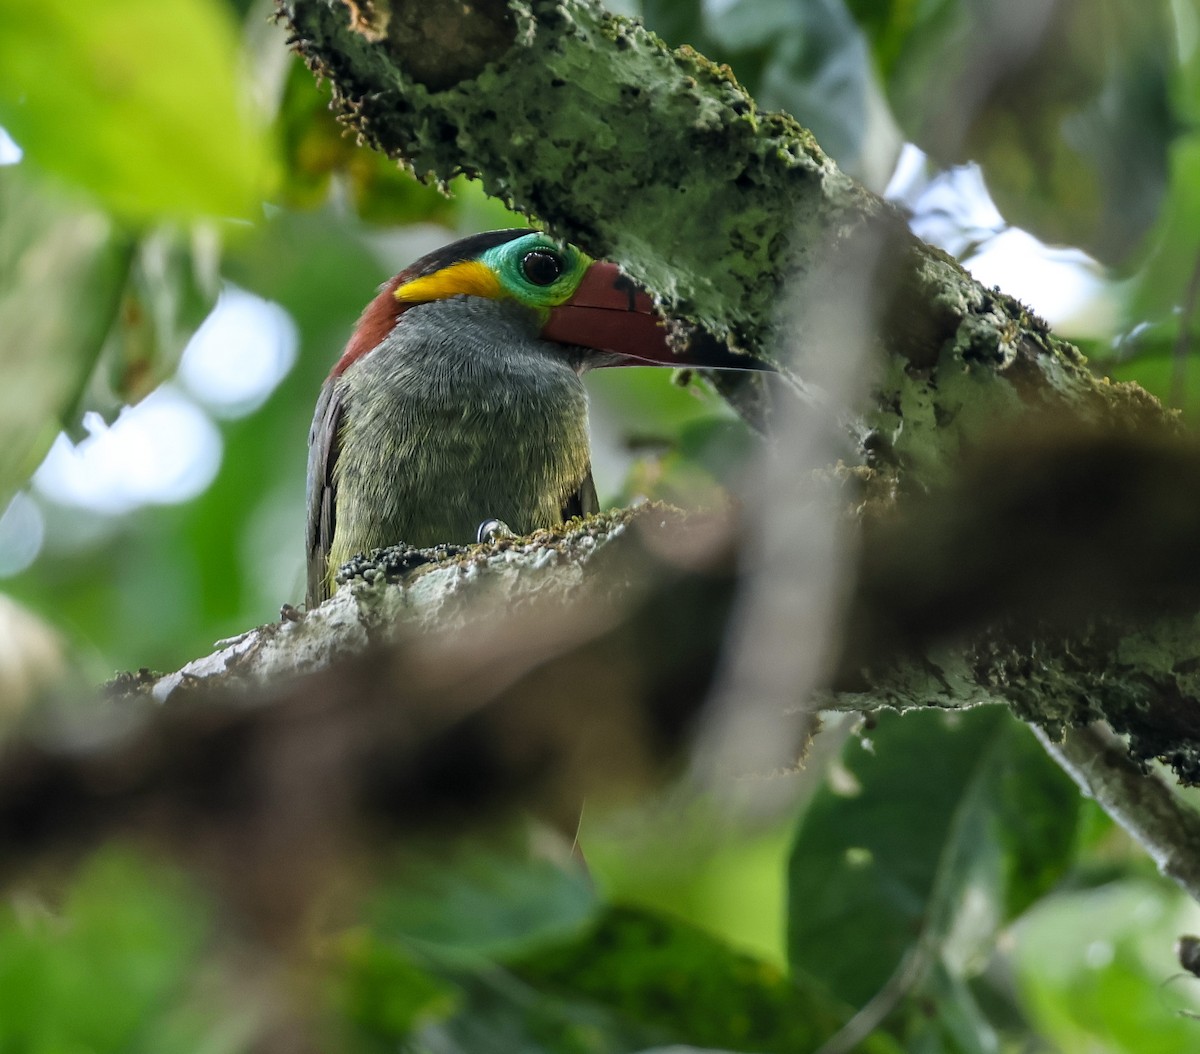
[543,262,768,370]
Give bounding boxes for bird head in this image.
[331,228,766,376]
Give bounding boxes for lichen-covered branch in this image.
[1033,723,1200,902]
[143,506,699,704]
[10,507,740,885]
[6,473,1200,906]
[836,430,1200,784]
[281,0,1170,492]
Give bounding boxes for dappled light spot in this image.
[178,286,298,418]
[844,847,872,869]
[0,492,44,577]
[826,759,862,798]
[33,386,222,515]
[1085,939,1115,969]
[886,144,1115,337]
[0,126,21,165]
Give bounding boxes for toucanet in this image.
[305,228,766,607]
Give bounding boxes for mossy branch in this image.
[281,0,1170,487]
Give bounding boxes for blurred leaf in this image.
[589,369,748,507]
[582,800,795,968]
[590,369,727,433]
[709,0,900,187]
[894,962,998,1054]
[628,1049,747,1054]
[0,167,133,501]
[509,906,903,1054]
[639,0,710,53]
[104,227,222,405]
[352,898,901,1052]
[406,968,656,1054]
[851,0,1177,263]
[448,174,533,232]
[0,0,271,220]
[640,0,900,186]
[276,57,457,225]
[840,0,936,78]
[1126,133,1200,339]
[0,848,241,1053]
[2,209,393,678]
[1014,880,1200,1051]
[368,832,598,959]
[787,708,1083,1011]
[676,416,758,481]
[329,928,460,1049]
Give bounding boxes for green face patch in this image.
[481,232,593,312]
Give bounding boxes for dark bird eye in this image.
[521,249,564,286]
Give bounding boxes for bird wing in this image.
[561,466,599,522]
[305,378,346,608]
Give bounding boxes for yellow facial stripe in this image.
[394,260,502,304]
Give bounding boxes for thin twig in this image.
[810,943,931,1054]
[1034,722,1200,904]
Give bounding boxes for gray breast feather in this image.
[307,296,594,603]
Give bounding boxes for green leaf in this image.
[0,847,240,1054]
[638,0,711,54]
[509,906,904,1054]
[0,167,133,501]
[102,225,221,406]
[850,0,1177,263]
[787,708,1082,1010]
[896,962,998,1054]
[329,928,460,1049]
[580,799,794,968]
[405,968,656,1054]
[275,56,457,226]
[1127,133,1200,328]
[0,0,272,220]
[0,166,219,505]
[368,831,598,959]
[357,900,900,1052]
[1013,879,1200,1052]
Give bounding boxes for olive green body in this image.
[306,296,595,605]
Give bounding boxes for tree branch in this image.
[113,431,1200,791]
[281,0,1171,489]
[1033,723,1200,902]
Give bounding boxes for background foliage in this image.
[2,0,1200,1050]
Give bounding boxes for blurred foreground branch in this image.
[7,432,1200,916]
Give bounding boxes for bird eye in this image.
[521,249,565,286]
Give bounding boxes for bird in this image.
[305,228,766,607]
